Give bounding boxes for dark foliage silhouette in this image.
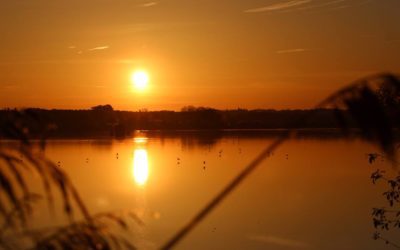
[370,164,400,248]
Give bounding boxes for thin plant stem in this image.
[160,73,396,249]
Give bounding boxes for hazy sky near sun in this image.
[0,0,399,110]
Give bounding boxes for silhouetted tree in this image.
[91,104,114,112]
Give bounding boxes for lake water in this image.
[14,131,398,249]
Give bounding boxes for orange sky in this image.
[0,0,399,111]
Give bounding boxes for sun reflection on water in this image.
[133,149,149,186]
[134,137,148,144]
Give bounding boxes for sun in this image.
[131,70,149,91]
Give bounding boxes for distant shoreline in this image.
[0,128,367,141]
[0,107,390,139]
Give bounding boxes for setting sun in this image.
[131,70,149,91]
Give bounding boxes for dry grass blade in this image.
[101,213,129,230]
[0,194,42,235]
[17,147,54,212]
[0,109,106,249]
[127,212,144,227]
[161,73,400,249]
[30,212,138,250]
[319,72,400,159]
[160,133,290,249]
[0,169,19,212]
[2,157,29,198]
[0,105,144,250]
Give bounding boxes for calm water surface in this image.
[23,132,396,249]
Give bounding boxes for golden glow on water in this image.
[133,149,149,186]
[22,137,392,250]
[134,137,148,144]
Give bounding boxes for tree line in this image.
[0,106,355,138]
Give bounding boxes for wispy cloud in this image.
[0,59,135,65]
[245,0,312,13]
[68,45,76,49]
[295,0,346,11]
[88,46,109,51]
[276,48,307,54]
[110,21,214,35]
[248,235,309,248]
[141,2,157,7]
